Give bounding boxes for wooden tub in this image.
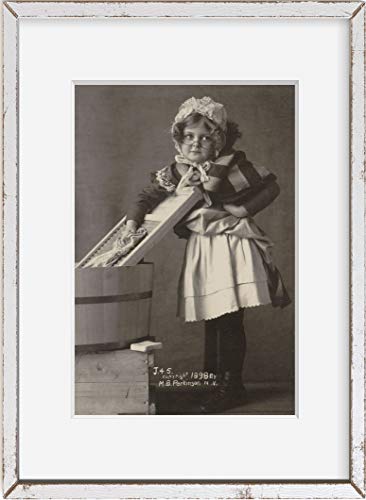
[75,263,153,351]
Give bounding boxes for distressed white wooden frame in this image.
[2,1,365,498]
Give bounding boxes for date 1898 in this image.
[151,366,218,388]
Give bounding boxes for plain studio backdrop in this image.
[75,83,295,384]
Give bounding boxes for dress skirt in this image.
[177,231,272,322]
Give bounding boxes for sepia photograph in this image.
[74,84,295,416]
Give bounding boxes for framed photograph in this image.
[74,82,295,417]
[3,1,365,498]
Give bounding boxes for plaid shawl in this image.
[171,150,277,205]
[126,150,277,225]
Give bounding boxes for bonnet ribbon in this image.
[174,154,211,183]
[174,154,212,206]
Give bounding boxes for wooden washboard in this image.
[76,187,202,268]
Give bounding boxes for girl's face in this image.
[180,121,217,163]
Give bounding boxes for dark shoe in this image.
[200,374,247,414]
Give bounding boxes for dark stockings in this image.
[204,309,246,387]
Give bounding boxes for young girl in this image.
[125,96,290,413]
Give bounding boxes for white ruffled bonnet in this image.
[171,96,228,157]
[172,96,227,132]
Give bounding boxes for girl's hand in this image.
[176,166,202,194]
[125,219,138,232]
[223,203,249,218]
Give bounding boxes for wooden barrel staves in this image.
[75,263,153,351]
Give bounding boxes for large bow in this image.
[175,155,212,206]
[174,154,211,183]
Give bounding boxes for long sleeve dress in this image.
[126,150,290,322]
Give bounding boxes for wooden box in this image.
[75,349,155,415]
[75,263,153,351]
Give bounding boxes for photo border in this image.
[3,2,365,498]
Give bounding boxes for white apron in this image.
[177,206,273,322]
